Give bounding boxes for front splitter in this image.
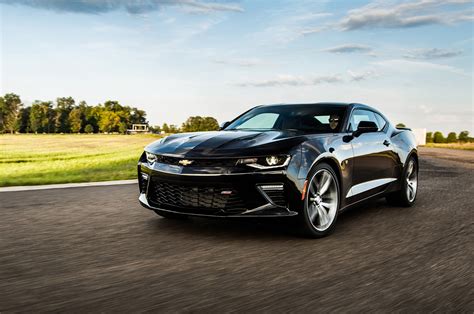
[139,193,298,218]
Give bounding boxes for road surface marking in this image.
[0,180,137,193]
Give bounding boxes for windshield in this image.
[225,104,347,133]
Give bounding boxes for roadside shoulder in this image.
[0,180,137,193]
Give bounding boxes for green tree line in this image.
[151,116,219,134]
[0,93,147,134]
[396,122,472,144]
[426,130,472,143]
[0,93,220,134]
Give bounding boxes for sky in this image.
[0,0,473,133]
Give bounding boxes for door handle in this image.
[383,140,391,146]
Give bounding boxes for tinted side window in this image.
[349,109,380,131]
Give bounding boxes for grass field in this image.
[422,143,474,150]
[1,134,473,187]
[0,134,161,187]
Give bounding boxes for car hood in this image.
[145,130,307,158]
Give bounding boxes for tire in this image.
[297,162,340,238]
[386,156,418,207]
[153,209,189,220]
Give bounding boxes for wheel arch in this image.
[319,157,342,186]
[410,149,418,163]
[391,148,418,192]
[405,148,419,169]
[308,155,343,193]
[299,156,343,237]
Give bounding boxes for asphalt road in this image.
[1,148,473,312]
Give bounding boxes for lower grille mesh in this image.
[148,180,246,210]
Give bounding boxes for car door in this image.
[347,109,397,199]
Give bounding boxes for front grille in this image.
[155,155,238,167]
[148,179,246,211]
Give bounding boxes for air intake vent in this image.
[139,172,149,193]
[258,184,287,207]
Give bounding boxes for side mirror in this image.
[220,121,231,130]
[353,121,378,137]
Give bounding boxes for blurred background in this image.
[1,0,473,187]
[0,0,473,312]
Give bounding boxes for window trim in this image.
[374,112,388,131]
[345,107,389,134]
[227,105,348,133]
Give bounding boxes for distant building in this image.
[127,124,149,134]
[412,128,426,146]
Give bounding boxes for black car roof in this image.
[258,102,384,117]
[261,102,350,107]
[259,102,374,109]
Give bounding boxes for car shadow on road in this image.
[147,214,297,240]
[144,197,403,240]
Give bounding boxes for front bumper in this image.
[138,162,298,218]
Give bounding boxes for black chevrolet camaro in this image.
[138,103,418,237]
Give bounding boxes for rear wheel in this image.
[386,156,418,207]
[298,163,340,238]
[153,209,188,220]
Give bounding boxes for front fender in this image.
[296,135,354,204]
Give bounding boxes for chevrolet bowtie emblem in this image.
[178,159,194,166]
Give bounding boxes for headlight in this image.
[237,155,290,169]
[266,156,281,166]
[146,152,157,165]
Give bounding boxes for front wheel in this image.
[386,156,418,207]
[298,163,340,238]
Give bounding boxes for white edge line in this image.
[0,180,137,193]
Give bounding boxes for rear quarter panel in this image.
[389,128,418,188]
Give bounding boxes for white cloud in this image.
[0,0,244,14]
[300,26,329,35]
[238,70,379,87]
[180,1,243,14]
[338,0,473,30]
[251,5,333,43]
[348,70,377,81]
[165,17,223,47]
[238,74,343,87]
[372,58,471,76]
[321,44,372,54]
[290,12,333,22]
[403,48,463,59]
